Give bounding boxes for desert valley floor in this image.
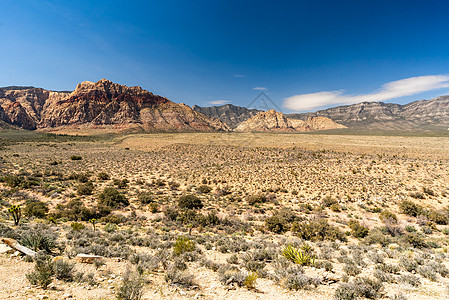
[1,131,449,299]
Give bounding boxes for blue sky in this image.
[2,0,449,112]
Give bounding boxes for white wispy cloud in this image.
[283,75,449,112]
[209,100,230,105]
[233,74,246,78]
[253,87,267,91]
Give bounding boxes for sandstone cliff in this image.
[0,79,229,132]
[235,109,346,132]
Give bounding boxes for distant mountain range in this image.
[192,104,260,129]
[287,97,449,131]
[1,79,448,133]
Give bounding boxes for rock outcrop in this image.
[0,79,229,132]
[235,109,345,132]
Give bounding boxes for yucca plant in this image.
[282,245,315,266]
[282,244,300,262]
[8,204,21,226]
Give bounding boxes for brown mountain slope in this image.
[235,109,346,132]
[0,79,229,132]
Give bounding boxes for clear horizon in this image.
[2,0,449,113]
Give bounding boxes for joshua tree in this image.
[8,204,21,226]
[89,218,97,231]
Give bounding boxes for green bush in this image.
[197,185,212,194]
[399,200,423,217]
[70,222,85,231]
[26,252,55,289]
[265,216,287,234]
[379,210,397,223]
[23,200,48,218]
[76,182,95,196]
[348,220,369,238]
[322,195,338,208]
[291,219,346,242]
[178,194,203,210]
[117,269,144,300]
[247,193,267,205]
[51,199,111,221]
[173,236,195,256]
[54,259,75,282]
[403,233,427,248]
[137,192,154,205]
[426,210,448,225]
[98,187,129,209]
[70,155,82,160]
[97,172,110,180]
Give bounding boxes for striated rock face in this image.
[287,96,449,130]
[192,104,261,128]
[235,109,345,132]
[0,79,229,132]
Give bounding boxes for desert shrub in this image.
[322,195,338,208]
[113,178,128,189]
[314,260,333,271]
[52,199,111,221]
[198,211,220,227]
[405,225,416,232]
[403,233,427,248]
[149,202,159,213]
[422,186,435,196]
[426,210,448,225]
[178,194,203,209]
[97,172,110,180]
[399,274,420,287]
[335,277,383,300]
[343,262,361,277]
[243,272,258,289]
[1,175,40,189]
[330,203,341,212]
[353,277,383,299]
[218,265,246,287]
[284,273,314,290]
[26,252,55,289]
[54,259,75,282]
[164,207,179,221]
[70,222,85,231]
[165,267,195,288]
[104,222,117,233]
[348,220,369,238]
[23,199,48,218]
[399,256,417,272]
[76,182,95,195]
[173,236,195,256]
[247,193,267,205]
[409,191,424,199]
[117,269,145,300]
[197,185,212,194]
[70,155,82,160]
[379,210,397,223]
[137,192,154,205]
[265,216,287,234]
[98,187,129,209]
[373,269,393,283]
[375,263,400,274]
[292,219,346,242]
[417,265,438,281]
[399,200,423,217]
[265,208,300,233]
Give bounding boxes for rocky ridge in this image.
[235,109,346,132]
[0,79,229,132]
